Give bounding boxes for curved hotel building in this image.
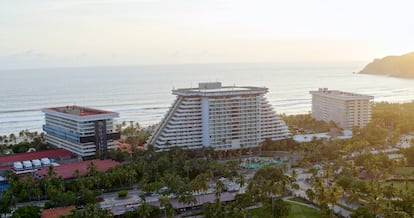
[147,82,290,150]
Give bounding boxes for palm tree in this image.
[87,161,97,176]
[306,188,315,203]
[181,192,197,205]
[137,201,157,218]
[159,196,175,218]
[9,133,16,144]
[47,165,57,178]
[72,169,84,191]
[291,169,297,181]
[315,182,327,206]
[183,160,191,178]
[327,185,342,216]
[236,174,246,190]
[0,190,17,216]
[19,130,24,139]
[21,175,36,201]
[215,179,225,199]
[191,173,209,194]
[346,188,360,205]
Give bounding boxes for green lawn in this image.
[288,197,314,205]
[288,203,321,218]
[249,202,321,218]
[249,207,272,217]
[393,167,414,176]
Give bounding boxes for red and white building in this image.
[42,106,120,159]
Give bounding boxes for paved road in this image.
[16,199,47,208]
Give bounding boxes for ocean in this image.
[1,62,414,136]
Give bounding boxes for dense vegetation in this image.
[281,113,333,134]
[0,131,46,155]
[1,146,242,215]
[371,101,414,134]
[117,121,156,147]
[2,101,414,217]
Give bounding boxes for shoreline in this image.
[2,98,414,136]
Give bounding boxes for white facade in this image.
[147,82,290,150]
[310,88,374,129]
[42,106,120,158]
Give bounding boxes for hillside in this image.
[360,52,414,78]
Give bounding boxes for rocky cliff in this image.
[360,52,414,78]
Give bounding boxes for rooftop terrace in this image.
[310,88,374,100]
[44,105,116,117]
[173,82,267,96]
[0,148,72,167]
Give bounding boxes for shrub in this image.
[118,190,128,198]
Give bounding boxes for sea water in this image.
[1,62,414,135]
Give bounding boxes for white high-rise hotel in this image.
[310,88,374,129]
[147,82,290,150]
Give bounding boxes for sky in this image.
[1,0,414,69]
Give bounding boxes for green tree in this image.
[248,165,291,202]
[137,201,159,218]
[263,197,290,218]
[159,195,175,218]
[215,179,225,199]
[87,161,97,176]
[46,165,57,178]
[403,146,414,165]
[78,189,98,206]
[306,188,315,203]
[178,191,196,207]
[44,191,77,209]
[350,206,375,218]
[0,190,17,217]
[11,206,40,218]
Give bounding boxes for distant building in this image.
[42,106,120,159]
[147,82,290,150]
[310,88,374,129]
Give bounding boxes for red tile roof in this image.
[41,206,75,218]
[0,149,72,166]
[44,105,116,117]
[36,159,119,179]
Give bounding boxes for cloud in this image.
[6,50,47,60]
[47,0,160,10]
